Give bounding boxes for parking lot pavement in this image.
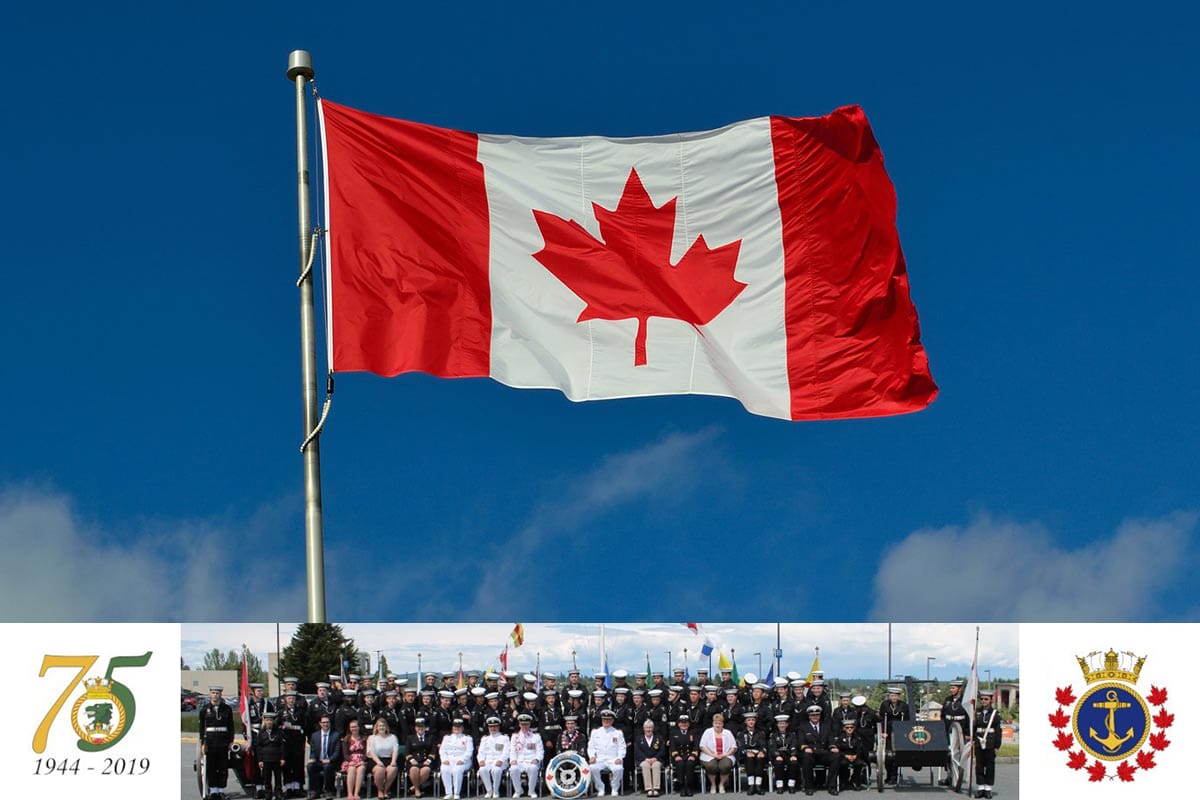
[180,743,1016,800]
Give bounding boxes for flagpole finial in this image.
[287,50,314,81]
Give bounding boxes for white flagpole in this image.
[287,50,327,622]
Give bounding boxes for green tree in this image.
[199,645,267,683]
[277,623,361,693]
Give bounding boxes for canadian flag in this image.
[319,101,936,421]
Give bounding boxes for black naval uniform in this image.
[973,706,1001,798]
[558,725,588,755]
[941,693,970,741]
[797,719,836,795]
[252,725,288,800]
[735,724,767,794]
[877,698,910,784]
[831,727,867,791]
[277,703,307,794]
[200,699,236,796]
[669,726,700,796]
[767,727,799,793]
[538,704,564,759]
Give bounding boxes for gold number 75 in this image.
[32,655,98,753]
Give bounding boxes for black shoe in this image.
[984,793,992,799]
[829,789,839,797]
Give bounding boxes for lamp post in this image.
[666,651,672,674]
[985,669,992,688]
[926,657,936,680]
[754,652,762,676]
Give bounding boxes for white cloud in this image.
[0,485,305,621]
[869,512,1198,622]
[461,428,723,618]
[182,621,1017,683]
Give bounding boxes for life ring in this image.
[545,750,592,799]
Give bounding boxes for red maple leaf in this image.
[1149,731,1170,750]
[1055,686,1076,706]
[1153,709,1174,729]
[1048,707,1070,728]
[1067,750,1087,770]
[1116,761,1136,782]
[1147,685,1168,705]
[1086,761,1107,782]
[1136,750,1156,770]
[533,168,746,366]
[1053,730,1074,751]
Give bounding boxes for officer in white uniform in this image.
[588,709,627,796]
[509,714,544,797]
[440,718,474,800]
[479,717,511,799]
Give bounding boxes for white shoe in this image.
[611,791,619,797]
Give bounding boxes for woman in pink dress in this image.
[342,719,368,800]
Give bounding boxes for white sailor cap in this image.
[678,715,691,722]
[517,714,533,723]
[542,671,556,679]
[704,685,719,693]
[344,689,357,696]
[979,690,995,698]
[774,714,790,723]
[613,669,628,679]
[443,671,456,678]
[568,689,583,698]
[742,673,758,685]
[503,670,518,679]
[523,692,538,701]
[454,688,468,696]
[209,686,223,692]
[414,717,427,726]
[790,679,807,687]
[486,692,500,700]
[811,679,825,687]
[753,683,769,691]
[668,685,684,693]
[600,709,616,718]
[887,686,902,694]
[471,687,486,696]
[648,689,663,697]
[396,679,410,687]
[806,705,822,714]
[786,672,801,681]
[484,672,500,680]
[523,673,537,683]
[450,717,465,726]
[362,688,376,696]
[592,689,608,698]
[487,717,502,725]
[842,717,857,726]
[315,682,330,689]
[263,711,277,719]
[439,690,455,698]
[615,687,630,695]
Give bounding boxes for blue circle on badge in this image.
[1072,683,1150,761]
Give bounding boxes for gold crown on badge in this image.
[84,677,114,698]
[1075,649,1145,685]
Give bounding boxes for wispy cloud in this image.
[869,512,1198,621]
[460,428,723,618]
[0,484,306,621]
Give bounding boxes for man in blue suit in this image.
[306,714,341,799]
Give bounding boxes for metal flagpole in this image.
[287,49,327,623]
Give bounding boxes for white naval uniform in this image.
[587,723,627,795]
[479,732,511,797]
[439,732,474,798]
[509,728,544,797]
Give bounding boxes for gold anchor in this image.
[1088,690,1134,752]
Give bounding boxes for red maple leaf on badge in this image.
[1116,761,1136,782]
[533,168,746,367]
[1053,731,1074,751]
[1136,750,1156,770]
[1055,686,1076,706]
[1149,731,1170,750]
[1147,685,1168,705]
[1048,707,1070,728]
[1067,751,1087,770]
[1153,709,1174,728]
[1086,761,1107,782]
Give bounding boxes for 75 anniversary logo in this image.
[31,652,153,754]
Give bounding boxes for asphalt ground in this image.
[180,741,1017,800]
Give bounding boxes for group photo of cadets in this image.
[198,665,1005,800]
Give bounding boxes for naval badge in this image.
[1050,649,1172,783]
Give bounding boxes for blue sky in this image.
[1,1,1197,623]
